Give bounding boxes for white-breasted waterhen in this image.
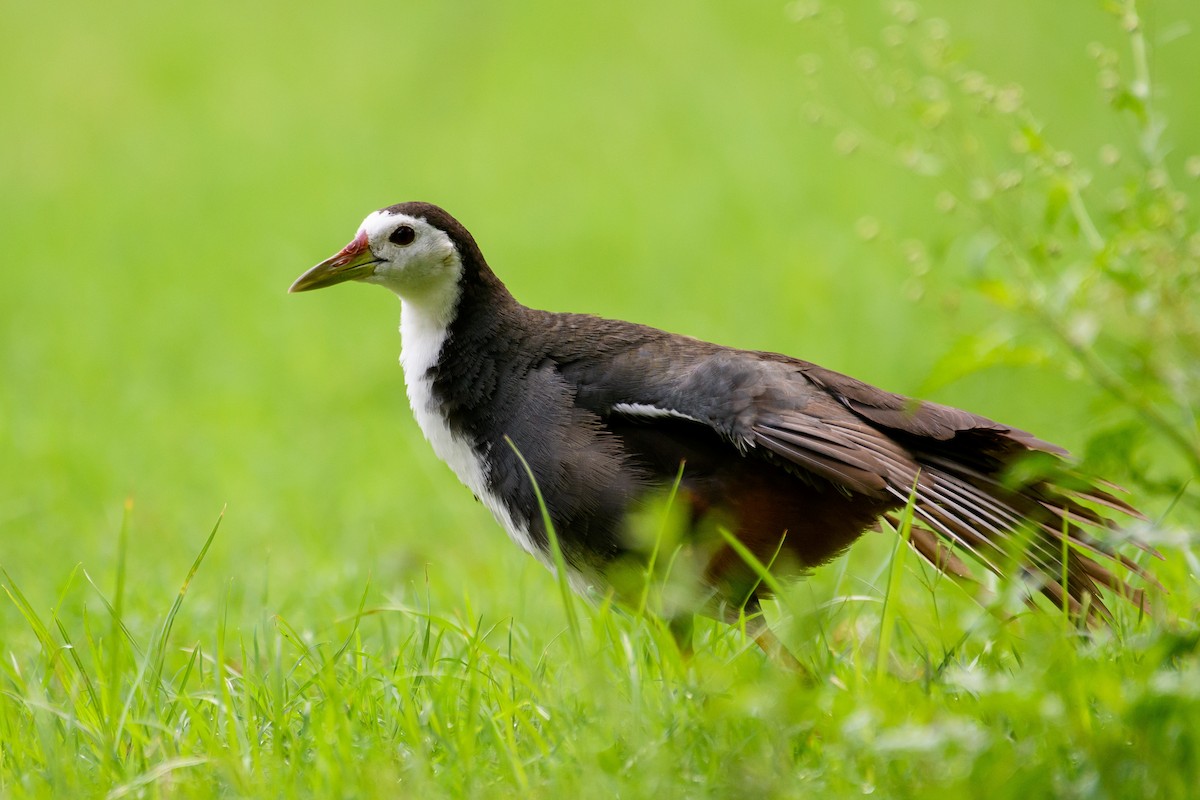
[290,202,1155,656]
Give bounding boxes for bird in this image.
[290,201,1154,655]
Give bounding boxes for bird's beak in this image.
[289,231,382,293]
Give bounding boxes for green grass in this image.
[2,1,1198,797]
[2,513,1195,798]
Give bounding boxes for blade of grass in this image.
[150,508,223,693]
[504,436,582,656]
[331,575,373,664]
[3,568,74,691]
[715,527,790,601]
[51,616,103,734]
[110,498,131,716]
[636,461,687,619]
[876,476,920,682]
[1060,513,1072,620]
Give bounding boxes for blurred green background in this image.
[2,0,1197,638]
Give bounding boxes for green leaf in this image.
[1044,181,1070,227]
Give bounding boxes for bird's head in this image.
[289,203,464,298]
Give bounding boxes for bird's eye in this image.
[389,225,416,246]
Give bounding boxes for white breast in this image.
[398,297,546,565]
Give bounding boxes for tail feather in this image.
[898,454,1152,622]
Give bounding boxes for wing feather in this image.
[569,334,1150,619]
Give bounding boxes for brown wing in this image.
[557,319,1155,619]
[754,360,1157,618]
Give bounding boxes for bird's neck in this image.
[397,254,518,385]
[396,261,531,549]
[398,277,463,385]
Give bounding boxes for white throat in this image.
[397,277,461,389]
[396,280,548,567]
[397,276,468,481]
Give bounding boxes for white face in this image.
[359,210,463,297]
